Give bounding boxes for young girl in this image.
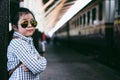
[7,7,47,80]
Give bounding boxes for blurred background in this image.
[0,0,120,80]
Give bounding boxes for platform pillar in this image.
[0,0,9,79]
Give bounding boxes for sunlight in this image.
[48,0,92,37]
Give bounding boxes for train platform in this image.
[40,43,120,80]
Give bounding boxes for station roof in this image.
[44,0,77,36]
[48,0,92,37]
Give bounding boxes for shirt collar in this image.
[13,31,33,43]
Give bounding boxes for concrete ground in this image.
[40,44,120,80]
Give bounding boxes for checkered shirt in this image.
[7,32,47,80]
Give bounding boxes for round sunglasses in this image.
[21,20,37,28]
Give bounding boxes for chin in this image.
[26,33,33,37]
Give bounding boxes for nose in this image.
[27,21,32,27]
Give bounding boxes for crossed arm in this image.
[14,41,47,74]
[21,55,42,71]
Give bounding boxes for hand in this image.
[37,55,41,59]
[49,0,54,2]
[48,0,54,3]
[21,64,29,71]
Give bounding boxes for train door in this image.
[113,0,120,70]
[114,0,120,49]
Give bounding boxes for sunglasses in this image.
[21,20,37,28]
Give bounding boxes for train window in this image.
[75,20,77,28]
[73,20,75,28]
[118,0,120,15]
[92,8,96,24]
[80,16,82,25]
[83,14,86,26]
[73,20,76,28]
[71,21,73,28]
[98,2,103,21]
[77,18,79,26]
[87,11,90,25]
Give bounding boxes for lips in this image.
[26,29,34,33]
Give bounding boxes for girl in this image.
[7,7,47,80]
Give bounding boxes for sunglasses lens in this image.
[30,20,37,27]
[21,21,28,28]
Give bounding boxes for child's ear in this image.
[12,25,18,31]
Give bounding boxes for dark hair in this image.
[9,7,36,44]
[10,7,36,27]
[32,29,42,50]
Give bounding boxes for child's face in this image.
[16,13,36,37]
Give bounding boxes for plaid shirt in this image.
[7,32,47,80]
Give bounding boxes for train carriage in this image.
[55,0,120,71]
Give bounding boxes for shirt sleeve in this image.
[13,39,47,74]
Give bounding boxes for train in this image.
[54,0,120,71]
